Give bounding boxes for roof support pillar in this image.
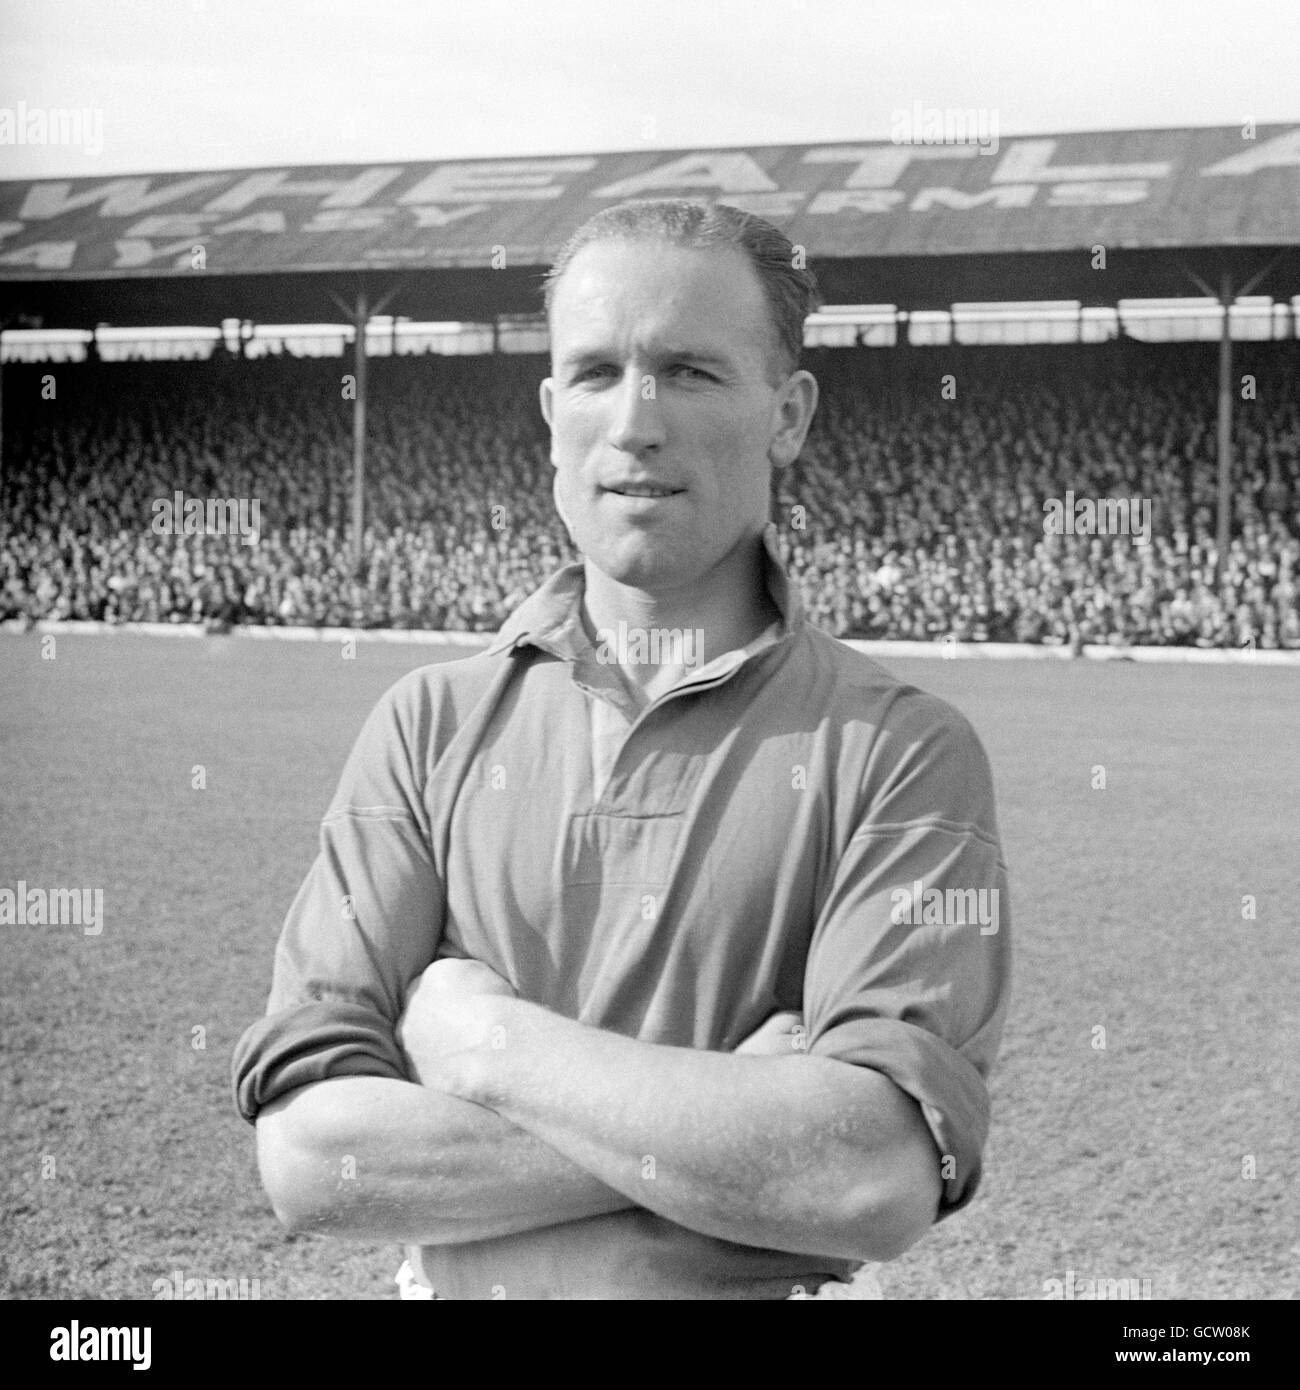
[1215,273,1234,583]
[350,291,368,575]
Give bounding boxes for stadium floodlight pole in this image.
[1215,272,1233,581]
[1186,254,1280,583]
[351,290,368,574]
[1206,255,1279,581]
[1185,262,1238,583]
[330,284,399,575]
[330,289,366,573]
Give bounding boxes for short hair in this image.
[543,199,820,384]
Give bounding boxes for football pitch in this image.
[2,630,1297,1300]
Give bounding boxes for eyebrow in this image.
[558,346,736,373]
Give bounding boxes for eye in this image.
[572,363,617,384]
[669,363,716,382]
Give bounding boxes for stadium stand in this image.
[3,339,1298,648]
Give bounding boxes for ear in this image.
[539,375,556,461]
[552,469,575,540]
[767,369,819,470]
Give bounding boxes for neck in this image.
[581,531,777,700]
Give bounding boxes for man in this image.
[232,199,1011,1300]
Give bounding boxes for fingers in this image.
[407,955,517,1004]
[734,1010,807,1056]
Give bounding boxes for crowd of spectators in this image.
[3,340,1298,649]
[782,343,1300,649]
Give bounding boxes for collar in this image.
[486,522,802,661]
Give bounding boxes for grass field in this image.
[2,630,1297,1300]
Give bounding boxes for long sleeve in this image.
[802,694,1011,1216]
[232,670,447,1122]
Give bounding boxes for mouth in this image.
[601,483,687,499]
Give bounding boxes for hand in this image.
[734,1010,808,1056]
[398,957,517,1086]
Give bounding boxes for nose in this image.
[606,367,666,456]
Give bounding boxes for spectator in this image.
[2,341,1297,650]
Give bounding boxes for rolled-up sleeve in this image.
[803,694,1011,1217]
[232,670,446,1123]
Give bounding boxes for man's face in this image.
[540,238,813,594]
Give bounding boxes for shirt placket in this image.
[578,642,777,810]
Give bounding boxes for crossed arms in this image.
[255,958,943,1266]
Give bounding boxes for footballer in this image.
[232,199,1011,1299]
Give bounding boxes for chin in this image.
[593,555,685,591]
[583,537,696,591]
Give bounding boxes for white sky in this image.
[0,0,1296,179]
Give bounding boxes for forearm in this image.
[255,1075,634,1244]
[443,1000,942,1263]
